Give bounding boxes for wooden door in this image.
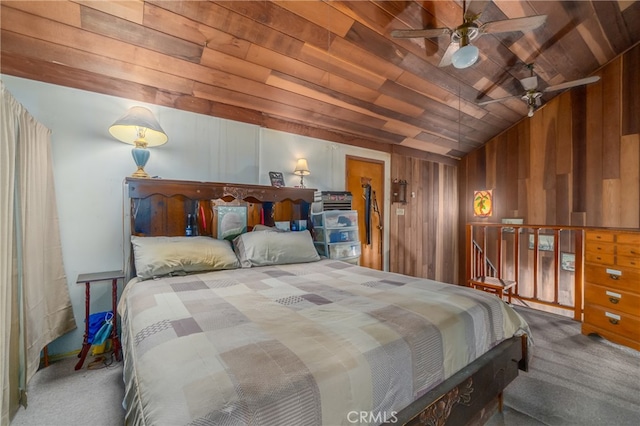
[346,156,384,270]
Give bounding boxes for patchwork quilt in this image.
[119,260,529,425]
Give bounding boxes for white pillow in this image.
[233,230,320,267]
[131,236,240,280]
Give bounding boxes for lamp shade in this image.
[294,158,310,176]
[451,45,479,69]
[108,106,168,147]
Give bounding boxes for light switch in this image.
[397,208,405,215]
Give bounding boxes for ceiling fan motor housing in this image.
[452,23,480,47]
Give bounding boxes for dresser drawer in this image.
[618,244,640,258]
[585,231,614,243]
[584,263,640,292]
[585,252,615,265]
[617,255,640,270]
[584,283,640,316]
[617,233,640,245]
[585,242,615,256]
[584,304,640,342]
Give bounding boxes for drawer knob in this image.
[608,297,619,304]
[609,318,619,325]
[609,274,619,280]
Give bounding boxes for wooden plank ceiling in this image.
[1,1,639,160]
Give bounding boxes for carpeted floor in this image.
[488,306,640,426]
[10,353,124,426]
[10,306,640,426]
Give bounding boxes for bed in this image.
[120,177,530,426]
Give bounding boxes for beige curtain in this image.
[1,82,76,425]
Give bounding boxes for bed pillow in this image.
[251,224,281,232]
[233,230,320,267]
[131,236,240,280]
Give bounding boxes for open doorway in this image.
[346,156,384,270]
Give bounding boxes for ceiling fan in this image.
[390,0,547,69]
[476,64,601,117]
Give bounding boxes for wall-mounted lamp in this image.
[392,179,408,204]
[293,158,310,188]
[109,106,168,178]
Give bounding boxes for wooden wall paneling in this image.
[485,138,497,191]
[445,164,458,283]
[556,174,571,225]
[528,112,546,224]
[602,57,622,180]
[390,152,458,283]
[8,0,82,27]
[571,86,588,216]
[585,73,604,226]
[80,7,204,63]
[602,179,622,227]
[389,154,401,273]
[458,157,469,284]
[622,44,640,136]
[409,158,419,277]
[542,103,558,224]
[430,161,441,279]
[620,134,640,228]
[421,160,432,278]
[556,93,573,175]
[518,178,528,224]
[517,119,531,180]
[494,134,508,220]
[506,128,519,213]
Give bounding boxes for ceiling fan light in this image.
[452,45,479,69]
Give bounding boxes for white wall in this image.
[1,75,390,356]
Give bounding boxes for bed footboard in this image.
[391,335,526,426]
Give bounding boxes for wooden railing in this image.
[466,223,584,321]
[472,240,497,277]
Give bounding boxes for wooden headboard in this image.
[126,177,316,238]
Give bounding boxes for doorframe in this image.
[345,154,390,271]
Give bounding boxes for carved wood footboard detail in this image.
[414,378,474,426]
[391,336,525,426]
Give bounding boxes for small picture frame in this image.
[561,252,575,272]
[217,205,247,240]
[269,171,285,187]
[528,234,555,251]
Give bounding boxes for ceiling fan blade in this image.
[476,95,520,106]
[390,27,451,39]
[464,0,490,21]
[438,43,459,67]
[480,15,547,35]
[544,76,601,92]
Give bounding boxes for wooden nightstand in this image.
[75,270,125,370]
[469,276,517,303]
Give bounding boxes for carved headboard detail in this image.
[126,177,316,238]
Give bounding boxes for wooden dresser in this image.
[582,229,640,351]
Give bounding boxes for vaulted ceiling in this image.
[1,1,639,160]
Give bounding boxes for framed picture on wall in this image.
[528,234,555,251]
[269,171,285,187]
[473,190,493,217]
[561,252,575,272]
